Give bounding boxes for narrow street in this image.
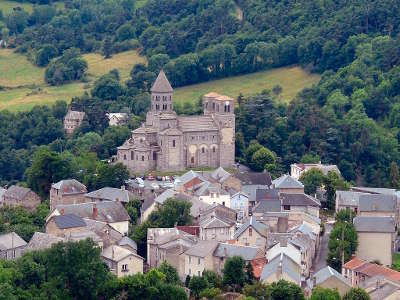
[313,222,333,272]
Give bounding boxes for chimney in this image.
[92,203,98,220]
[60,208,65,215]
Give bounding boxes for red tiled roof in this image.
[343,257,367,270]
[346,257,400,282]
[176,226,200,237]
[251,257,267,279]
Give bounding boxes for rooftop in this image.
[26,232,65,252]
[280,193,321,207]
[0,232,27,250]
[151,70,173,93]
[178,116,218,132]
[313,266,351,287]
[85,187,131,203]
[213,243,264,261]
[233,216,268,239]
[260,253,301,284]
[4,185,33,200]
[184,240,219,258]
[272,174,304,189]
[234,171,272,186]
[336,191,366,207]
[359,194,397,212]
[353,216,395,233]
[53,214,86,229]
[102,245,143,262]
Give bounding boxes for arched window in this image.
[213,147,216,153]
[141,156,144,161]
[131,151,134,160]
[191,157,195,164]
[172,140,176,147]
[202,147,205,153]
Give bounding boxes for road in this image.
[313,222,333,272]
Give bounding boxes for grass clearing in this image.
[0,1,64,14]
[174,66,321,104]
[83,50,146,81]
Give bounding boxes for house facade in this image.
[50,179,88,211]
[64,110,85,135]
[117,70,235,173]
[233,217,268,249]
[101,245,144,277]
[0,232,27,260]
[2,185,41,212]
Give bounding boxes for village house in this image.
[101,245,144,277]
[184,240,219,277]
[343,256,400,287]
[0,232,27,260]
[2,185,41,212]
[50,179,88,210]
[233,216,268,249]
[199,203,237,224]
[49,201,130,235]
[260,252,302,286]
[290,162,340,180]
[230,191,249,220]
[280,193,321,218]
[25,232,65,253]
[310,266,351,297]
[64,110,85,135]
[117,71,235,173]
[364,277,400,300]
[46,213,87,237]
[207,166,242,192]
[271,174,304,194]
[118,236,138,254]
[235,171,272,206]
[85,186,133,204]
[198,213,235,242]
[335,191,367,213]
[354,216,396,266]
[106,113,129,126]
[253,188,281,215]
[359,194,398,224]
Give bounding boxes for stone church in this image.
[117,70,235,173]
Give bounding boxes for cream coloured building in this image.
[101,245,144,277]
[183,240,218,277]
[233,216,268,249]
[354,216,396,266]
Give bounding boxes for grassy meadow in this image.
[174,66,321,104]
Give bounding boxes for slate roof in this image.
[211,167,231,182]
[118,236,138,252]
[313,266,351,287]
[52,179,87,194]
[184,240,219,258]
[142,195,156,211]
[260,253,301,284]
[234,171,272,186]
[65,110,85,120]
[359,194,397,212]
[102,245,143,262]
[160,127,182,136]
[336,191,366,207]
[4,185,32,200]
[213,243,264,261]
[55,201,130,223]
[253,199,281,213]
[256,188,279,201]
[178,170,205,185]
[151,70,173,93]
[178,116,218,132]
[85,187,131,203]
[199,215,233,229]
[155,189,177,204]
[272,174,304,189]
[354,216,395,233]
[0,232,27,250]
[280,193,321,207]
[53,214,86,229]
[233,216,268,239]
[26,232,65,252]
[351,187,397,195]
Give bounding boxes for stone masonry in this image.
[117,70,235,173]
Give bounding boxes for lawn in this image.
[0,1,64,14]
[174,66,321,104]
[83,50,146,81]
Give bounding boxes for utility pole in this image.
[341,224,345,268]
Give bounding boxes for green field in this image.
[0,49,146,111]
[174,66,321,104]
[0,1,64,14]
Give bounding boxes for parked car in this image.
[156,176,163,181]
[147,173,155,180]
[161,182,174,189]
[135,178,144,187]
[165,176,170,181]
[151,182,160,190]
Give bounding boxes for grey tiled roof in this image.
[253,199,281,213]
[272,175,304,189]
[184,240,219,257]
[155,189,177,204]
[256,188,279,201]
[354,216,395,233]
[55,201,130,223]
[213,243,263,261]
[65,110,85,120]
[260,253,301,283]
[142,195,156,211]
[151,70,173,93]
[351,187,397,195]
[26,232,65,252]
[4,185,32,200]
[336,191,366,207]
[199,216,233,229]
[359,194,397,212]
[280,193,321,207]
[0,232,27,250]
[118,236,138,252]
[211,167,231,182]
[85,187,131,203]
[178,116,218,132]
[54,214,86,229]
[313,266,351,287]
[52,179,87,195]
[234,171,272,186]
[233,216,268,239]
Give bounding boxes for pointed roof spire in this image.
[151,70,173,93]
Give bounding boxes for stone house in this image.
[290,162,340,180]
[46,213,87,237]
[271,174,304,194]
[85,186,133,204]
[280,193,321,218]
[50,179,88,211]
[196,183,231,208]
[184,240,219,277]
[25,232,65,253]
[230,191,249,220]
[354,216,396,266]
[0,232,27,260]
[233,216,268,249]
[311,266,351,297]
[117,70,235,173]
[199,204,237,224]
[2,185,41,212]
[101,245,144,277]
[253,189,281,215]
[359,194,398,224]
[107,113,129,126]
[64,110,85,135]
[49,201,131,235]
[335,191,367,213]
[235,171,272,207]
[118,236,138,254]
[260,252,302,286]
[198,214,235,242]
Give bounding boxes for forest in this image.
[0,0,400,186]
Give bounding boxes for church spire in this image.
[151,70,173,93]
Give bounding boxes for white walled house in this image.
[230,192,249,220]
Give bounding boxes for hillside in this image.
[174,66,320,104]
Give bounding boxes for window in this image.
[153,152,157,160]
[189,256,192,264]
[212,102,215,109]
[213,147,216,153]
[256,238,262,246]
[198,271,201,276]
[202,147,205,153]
[122,264,128,272]
[141,156,144,161]
[191,157,194,164]
[123,154,126,160]
[198,257,201,265]
[249,228,252,237]
[220,228,224,234]
[131,151,134,160]
[283,205,291,211]
[172,140,176,147]
[217,104,219,112]
[205,102,208,108]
